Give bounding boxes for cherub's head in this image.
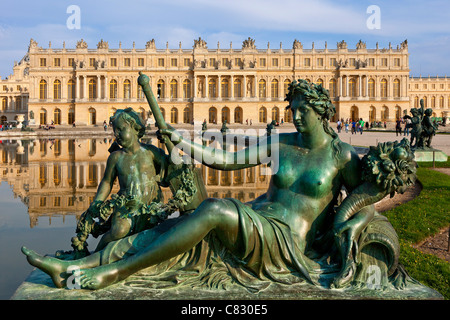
[425,108,433,116]
[110,108,146,140]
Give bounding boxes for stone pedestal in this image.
[11,268,443,300]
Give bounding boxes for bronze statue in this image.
[22,78,420,295]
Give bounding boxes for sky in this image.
[0,0,449,78]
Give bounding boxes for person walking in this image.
[344,121,349,133]
[351,120,356,134]
[395,119,402,136]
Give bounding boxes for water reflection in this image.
[0,137,270,228]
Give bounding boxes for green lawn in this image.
[383,160,450,299]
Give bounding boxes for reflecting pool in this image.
[0,137,270,299]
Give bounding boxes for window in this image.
[393,79,400,98]
[271,79,278,98]
[39,80,47,99]
[209,107,217,124]
[284,79,291,96]
[209,58,216,67]
[171,59,177,67]
[138,58,144,67]
[380,79,388,98]
[260,58,266,67]
[272,58,278,67]
[259,79,266,98]
[89,58,95,67]
[110,58,117,67]
[68,58,74,67]
[368,58,375,66]
[329,79,336,98]
[53,80,61,100]
[234,78,242,98]
[124,58,131,67]
[349,58,356,67]
[381,58,388,67]
[330,58,337,67]
[54,58,60,67]
[183,80,191,99]
[208,78,216,98]
[317,58,324,67]
[40,58,46,67]
[394,58,400,67]
[158,58,165,67]
[89,79,97,99]
[68,79,75,99]
[123,79,131,99]
[54,109,61,125]
[170,80,178,99]
[221,79,229,98]
[89,108,96,125]
[68,108,75,125]
[349,78,357,97]
[157,80,165,98]
[304,58,311,67]
[184,58,190,67]
[284,58,291,67]
[110,80,118,99]
[368,78,375,98]
[259,107,267,123]
[170,107,178,124]
[222,58,228,67]
[235,58,242,67]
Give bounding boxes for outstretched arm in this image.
[91,153,118,207]
[160,128,276,171]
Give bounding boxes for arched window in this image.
[234,107,243,124]
[350,105,359,121]
[368,78,375,98]
[183,79,191,99]
[170,79,178,99]
[54,108,61,125]
[1,98,7,111]
[183,107,191,124]
[137,85,144,99]
[393,79,400,98]
[221,78,229,98]
[123,79,131,99]
[39,79,47,99]
[272,107,280,123]
[234,78,242,98]
[89,108,96,125]
[316,78,324,87]
[380,79,388,98]
[68,79,75,100]
[284,107,292,123]
[208,107,217,124]
[381,106,389,121]
[259,106,267,123]
[109,80,117,99]
[369,106,376,122]
[89,79,97,99]
[222,107,230,123]
[53,80,61,100]
[40,108,47,125]
[414,96,419,108]
[259,79,266,98]
[170,107,178,124]
[284,79,291,97]
[439,96,444,109]
[271,79,279,98]
[328,79,336,98]
[431,96,436,108]
[68,107,75,125]
[157,79,165,98]
[423,96,428,108]
[208,78,216,98]
[395,105,401,120]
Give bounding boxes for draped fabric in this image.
[99,198,401,292]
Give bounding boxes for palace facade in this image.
[1,37,449,126]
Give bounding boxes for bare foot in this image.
[78,265,120,290]
[21,246,69,288]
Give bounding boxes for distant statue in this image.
[220,120,229,134]
[421,108,438,148]
[201,119,207,132]
[404,99,426,148]
[266,120,276,136]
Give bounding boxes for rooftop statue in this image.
[22,77,432,298]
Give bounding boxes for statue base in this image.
[413,148,448,162]
[11,268,443,300]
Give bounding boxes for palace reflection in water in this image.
[0,137,270,228]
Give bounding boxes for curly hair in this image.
[110,107,146,139]
[285,79,341,159]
